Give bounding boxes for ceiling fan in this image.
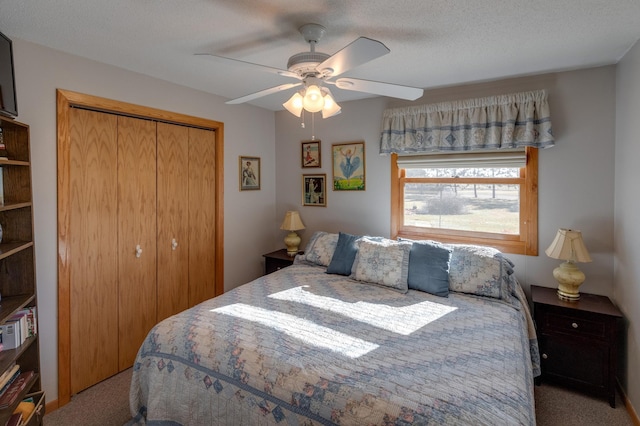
[198,24,424,118]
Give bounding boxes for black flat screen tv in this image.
[0,30,18,118]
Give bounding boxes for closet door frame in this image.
[56,89,224,408]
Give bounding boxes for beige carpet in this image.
[44,368,132,426]
[535,382,634,426]
[44,368,635,425]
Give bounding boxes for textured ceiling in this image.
[1,0,640,111]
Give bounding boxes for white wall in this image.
[12,39,278,403]
[276,65,632,400]
[615,39,640,416]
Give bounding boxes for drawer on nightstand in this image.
[539,310,606,339]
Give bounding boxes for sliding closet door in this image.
[68,108,119,394]
[117,116,158,370]
[156,122,189,321]
[188,127,217,305]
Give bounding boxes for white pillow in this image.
[302,232,339,267]
[350,238,411,293]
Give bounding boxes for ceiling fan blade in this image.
[195,53,300,79]
[226,83,302,105]
[316,37,390,78]
[333,78,424,100]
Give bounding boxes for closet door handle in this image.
[171,238,178,250]
[135,244,143,258]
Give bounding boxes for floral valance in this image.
[379,90,554,155]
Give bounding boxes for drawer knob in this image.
[572,322,579,329]
[542,353,548,359]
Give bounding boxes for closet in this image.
[57,90,224,405]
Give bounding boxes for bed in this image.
[129,232,540,425]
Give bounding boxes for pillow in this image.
[327,232,361,275]
[350,238,411,293]
[302,232,339,267]
[447,243,515,301]
[407,240,452,297]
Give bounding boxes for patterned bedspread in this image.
[129,263,537,425]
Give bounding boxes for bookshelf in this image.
[0,115,43,425]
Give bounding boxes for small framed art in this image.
[301,140,321,168]
[239,156,261,190]
[332,141,365,190]
[302,174,326,207]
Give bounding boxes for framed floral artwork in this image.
[301,140,321,168]
[302,174,326,207]
[332,141,365,190]
[239,156,260,190]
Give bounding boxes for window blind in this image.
[396,149,526,169]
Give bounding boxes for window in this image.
[391,147,538,255]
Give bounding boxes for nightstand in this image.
[263,249,298,275]
[532,285,623,407]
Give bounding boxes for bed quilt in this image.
[129,263,536,425]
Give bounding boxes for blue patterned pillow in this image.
[350,238,411,293]
[447,243,514,301]
[302,232,339,267]
[407,240,452,297]
[327,232,361,275]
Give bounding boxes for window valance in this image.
[380,90,554,155]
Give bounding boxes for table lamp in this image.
[545,228,592,301]
[280,211,305,256]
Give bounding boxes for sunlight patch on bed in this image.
[268,286,458,335]
[211,303,379,358]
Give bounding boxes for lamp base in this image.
[284,231,301,257]
[553,261,586,302]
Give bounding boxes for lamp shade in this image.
[302,85,324,112]
[280,211,305,231]
[545,228,592,263]
[321,89,341,118]
[283,92,304,117]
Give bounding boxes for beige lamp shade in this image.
[545,228,592,262]
[280,211,305,231]
[280,211,305,256]
[545,228,591,301]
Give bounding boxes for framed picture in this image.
[239,156,261,190]
[332,141,365,190]
[301,140,321,168]
[302,174,326,207]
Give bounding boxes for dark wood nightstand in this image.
[532,285,623,407]
[263,249,298,275]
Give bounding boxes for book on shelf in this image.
[5,412,22,426]
[8,313,27,346]
[16,307,37,338]
[0,308,38,351]
[0,364,20,395]
[0,371,34,409]
[0,134,8,160]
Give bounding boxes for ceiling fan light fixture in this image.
[321,90,341,118]
[302,84,324,112]
[283,92,304,117]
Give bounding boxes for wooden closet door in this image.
[156,122,189,321]
[68,108,119,394]
[117,116,158,370]
[188,127,217,305]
